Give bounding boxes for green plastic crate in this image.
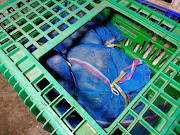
[0,0,179,134]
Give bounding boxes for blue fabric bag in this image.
[67,43,152,127]
[40,50,75,96]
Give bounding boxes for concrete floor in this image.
[0,74,49,135]
[0,0,49,135]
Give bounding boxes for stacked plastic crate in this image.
[0,0,179,134]
[136,0,180,22]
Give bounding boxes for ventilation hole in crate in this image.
[0,38,10,45]
[158,36,163,41]
[139,12,147,17]
[5,7,15,15]
[21,7,31,14]
[93,0,102,4]
[130,122,149,134]
[142,42,153,59]
[160,24,171,31]
[138,41,146,53]
[174,127,180,135]
[11,31,23,40]
[143,88,157,102]
[149,18,159,23]
[69,5,77,12]
[68,17,77,24]
[124,38,129,46]
[37,78,50,90]
[46,1,55,7]
[132,101,146,115]
[37,6,46,13]
[142,108,166,132]
[153,95,174,116]
[60,11,69,18]
[43,11,52,19]
[147,30,151,35]
[163,66,176,77]
[66,110,83,128]
[77,11,86,18]
[120,113,135,128]
[152,49,165,65]
[163,42,170,49]
[0,31,3,35]
[23,24,34,32]
[77,0,86,5]
[133,43,139,52]
[6,25,16,33]
[129,7,137,12]
[154,77,166,89]
[172,15,177,21]
[142,3,147,6]
[31,1,40,8]
[112,128,123,135]
[53,6,62,13]
[173,57,180,66]
[11,13,21,20]
[148,6,155,10]
[55,98,71,115]
[17,18,27,26]
[27,44,37,53]
[19,38,29,45]
[30,30,40,38]
[15,2,24,8]
[6,45,17,53]
[41,24,51,32]
[58,23,68,31]
[159,55,169,67]
[24,0,32,3]
[0,13,4,19]
[27,12,37,19]
[148,48,157,60]
[37,37,48,45]
[151,33,159,41]
[48,30,59,39]
[85,4,94,11]
[51,17,60,25]
[0,19,10,28]
[45,88,60,102]
[33,17,44,26]
[129,41,133,47]
[173,72,180,83]
[170,44,177,52]
[61,1,71,7]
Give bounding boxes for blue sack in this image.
[40,50,75,96]
[67,43,152,127]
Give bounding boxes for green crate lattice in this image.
[0,0,180,135]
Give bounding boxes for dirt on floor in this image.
[0,0,49,135]
[0,73,49,135]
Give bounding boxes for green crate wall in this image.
[0,0,179,135]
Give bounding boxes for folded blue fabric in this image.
[67,43,152,127]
